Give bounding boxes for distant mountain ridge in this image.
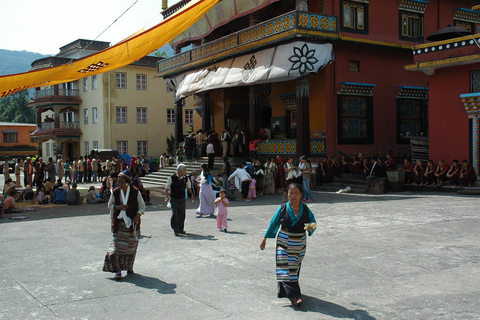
[0,44,175,77]
[0,49,48,76]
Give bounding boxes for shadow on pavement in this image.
[294,295,376,319]
[222,231,246,235]
[177,233,218,241]
[111,273,177,294]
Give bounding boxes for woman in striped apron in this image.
[260,183,316,307]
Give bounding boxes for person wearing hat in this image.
[103,170,145,279]
[165,164,195,236]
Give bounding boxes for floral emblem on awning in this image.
[288,43,319,75]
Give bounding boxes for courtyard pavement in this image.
[1,178,479,319]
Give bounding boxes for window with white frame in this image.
[93,107,98,124]
[65,110,74,123]
[46,142,50,158]
[167,108,175,124]
[93,141,98,150]
[117,141,128,154]
[137,141,148,156]
[115,72,127,89]
[185,109,194,124]
[137,107,147,123]
[84,141,90,156]
[83,77,88,91]
[92,75,97,90]
[116,107,127,123]
[136,74,147,90]
[84,109,89,125]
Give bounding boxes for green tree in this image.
[153,50,168,58]
[0,90,35,123]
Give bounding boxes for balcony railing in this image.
[34,89,80,99]
[40,122,55,130]
[157,10,337,75]
[60,121,80,129]
[39,122,80,130]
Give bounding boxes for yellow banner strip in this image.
[0,0,220,98]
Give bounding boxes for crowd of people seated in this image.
[317,152,477,188]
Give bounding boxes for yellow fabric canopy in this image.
[0,0,220,98]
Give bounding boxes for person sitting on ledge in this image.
[385,153,398,171]
[434,159,450,187]
[421,160,436,186]
[401,158,414,184]
[411,160,425,185]
[446,159,461,187]
[458,159,477,188]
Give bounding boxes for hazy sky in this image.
[0,0,181,55]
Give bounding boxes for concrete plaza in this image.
[1,185,479,319]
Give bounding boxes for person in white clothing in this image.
[228,163,252,201]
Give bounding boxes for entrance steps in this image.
[140,158,223,188]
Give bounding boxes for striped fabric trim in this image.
[276,230,306,282]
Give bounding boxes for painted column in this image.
[296,0,308,11]
[296,76,310,157]
[472,117,480,176]
[174,98,184,153]
[248,85,261,141]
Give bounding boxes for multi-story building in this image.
[406,3,480,175]
[0,122,36,157]
[28,39,193,161]
[157,0,479,161]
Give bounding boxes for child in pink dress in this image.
[247,178,256,200]
[214,189,229,232]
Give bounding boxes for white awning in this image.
[170,0,280,48]
[166,41,334,99]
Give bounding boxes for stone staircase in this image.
[140,158,223,188]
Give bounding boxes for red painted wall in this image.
[324,43,428,157]
[428,64,476,163]
[319,0,477,46]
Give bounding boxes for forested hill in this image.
[0,49,48,76]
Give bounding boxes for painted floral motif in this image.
[299,14,308,27]
[288,43,319,75]
[260,25,267,37]
[267,23,274,34]
[321,17,330,30]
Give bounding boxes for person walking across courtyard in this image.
[165,164,195,236]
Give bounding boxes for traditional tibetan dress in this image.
[103,185,145,273]
[264,202,316,301]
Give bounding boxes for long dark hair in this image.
[223,157,231,176]
[201,163,210,177]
